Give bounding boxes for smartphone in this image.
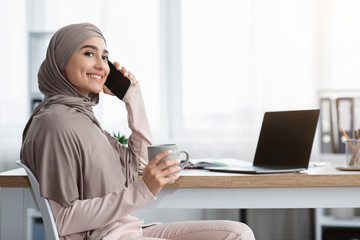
[105,61,132,100]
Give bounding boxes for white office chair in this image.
[16,160,60,240]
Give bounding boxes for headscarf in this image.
[38,22,104,103]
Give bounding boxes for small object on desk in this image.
[336,165,360,171]
[308,162,331,168]
[337,130,360,171]
[184,161,224,169]
[184,158,251,169]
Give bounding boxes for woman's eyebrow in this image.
[81,45,109,54]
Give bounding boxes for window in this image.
[180,0,253,137]
[3,0,360,165]
[162,0,317,158]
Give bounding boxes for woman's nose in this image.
[94,57,107,69]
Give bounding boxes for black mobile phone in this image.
[105,61,132,100]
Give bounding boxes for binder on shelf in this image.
[336,98,354,153]
[320,98,334,153]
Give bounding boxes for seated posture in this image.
[20,23,255,240]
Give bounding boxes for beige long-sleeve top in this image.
[48,84,156,239]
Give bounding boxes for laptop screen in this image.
[253,109,320,169]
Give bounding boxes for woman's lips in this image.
[87,73,103,82]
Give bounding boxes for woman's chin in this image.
[92,87,104,94]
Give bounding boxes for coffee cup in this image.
[147,144,190,178]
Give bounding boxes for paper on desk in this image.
[185,158,252,169]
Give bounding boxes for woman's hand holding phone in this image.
[103,61,137,98]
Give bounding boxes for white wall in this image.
[3,0,360,171]
[0,0,28,171]
[0,0,360,172]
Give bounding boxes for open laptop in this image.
[205,109,320,174]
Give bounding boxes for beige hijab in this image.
[20,23,139,209]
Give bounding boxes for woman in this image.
[20,23,255,240]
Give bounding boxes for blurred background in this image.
[2,0,360,171]
[1,0,360,239]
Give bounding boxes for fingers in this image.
[124,70,137,86]
[157,158,180,172]
[111,61,138,86]
[159,165,181,187]
[113,62,138,86]
[149,163,180,184]
[112,61,128,76]
[147,151,181,179]
[103,85,115,96]
[113,61,121,71]
[149,150,172,166]
[112,63,128,76]
[155,159,181,185]
[142,153,181,195]
[165,172,180,183]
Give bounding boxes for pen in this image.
[341,128,353,149]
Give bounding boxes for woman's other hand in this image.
[142,151,181,196]
[103,61,138,95]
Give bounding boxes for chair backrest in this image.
[16,161,60,240]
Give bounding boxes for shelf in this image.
[316,208,360,240]
[320,216,360,227]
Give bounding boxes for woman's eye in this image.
[84,52,94,57]
[102,56,109,62]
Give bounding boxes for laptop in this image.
[205,109,320,174]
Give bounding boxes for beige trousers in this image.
[142,220,255,240]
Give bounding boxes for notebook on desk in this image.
[205,109,320,174]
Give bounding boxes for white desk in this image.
[1,166,360,239]
[147,168,360,209]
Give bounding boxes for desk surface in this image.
[2,165,360,188]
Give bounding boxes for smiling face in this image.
[63,37,110,97]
